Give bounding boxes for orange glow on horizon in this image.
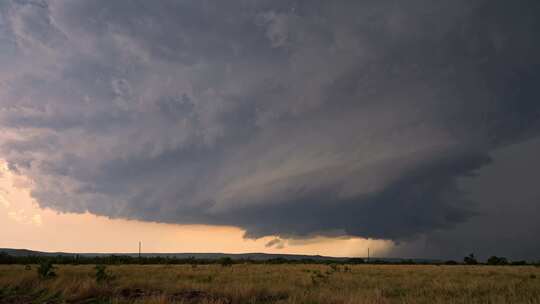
[0,159,393,257]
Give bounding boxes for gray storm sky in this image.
[0,0,539,259]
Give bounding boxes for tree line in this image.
[0,252,538,266]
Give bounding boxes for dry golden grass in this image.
[1,264,539,303]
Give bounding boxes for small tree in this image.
[464,253,478,265]
[37,260,57,279]
[487,256,508,265]
[219,257,233,267]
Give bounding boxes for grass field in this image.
[1,264,539,303]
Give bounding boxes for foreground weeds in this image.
[1,264,539,303]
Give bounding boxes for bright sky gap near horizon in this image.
[0,0,539,260]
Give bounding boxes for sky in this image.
[0,0,539,260]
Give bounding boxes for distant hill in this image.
[0,248,440,263]
[0,248,73,257]
[0,248,345,260]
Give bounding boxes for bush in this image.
[445,260,458,265]
[219,257,233,267]
[95,265,111,283]
[464,254,478,265]
[487,256,508,265]
[37,260,56,279]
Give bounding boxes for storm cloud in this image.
[1,0,540,258]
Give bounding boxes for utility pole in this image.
[367,248,370,263]
[139,241,141,259]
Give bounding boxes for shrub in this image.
[95,265,111,283]
[310,270,329,286]
[487,256,508,265]
[445,260,458,265]
[219,257,233,267]
[464,254,478,265]
[37,260,57,279]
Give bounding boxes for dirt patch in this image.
[171,290,231,303]
[0,294,34,304]
[0,295,62,304]
[118,288,231,303]
[253,292,289,303]
[0,289,61,304]
[118,288,159,299]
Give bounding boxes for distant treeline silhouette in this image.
[0,252,537,266]
[0,253,362,265]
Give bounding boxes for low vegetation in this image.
[0,263,539,303]
[36,260,57,279]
